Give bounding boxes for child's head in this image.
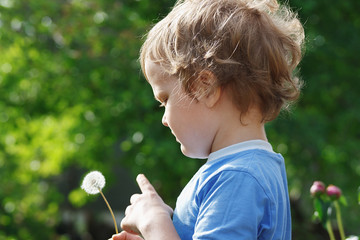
[140,0,304,122]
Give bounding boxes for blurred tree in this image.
[269,0,360,238]
[0,0,359,239]
[0,0,184,238]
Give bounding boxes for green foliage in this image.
[0,0,359,239]
[0,0,177,238]
[276,0,360,236]
[313,197,331,227]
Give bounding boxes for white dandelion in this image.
[81,171,106,194]
[81,170,118,234]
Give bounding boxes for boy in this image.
[112,0,304,239]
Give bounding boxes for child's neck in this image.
[209,96,267,154]
[210,119,267,153]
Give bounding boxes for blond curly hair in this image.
[140,0,305,122]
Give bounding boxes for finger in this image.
[110,232,124,240]
[112,231,143,240]
[111,231,129,240]
[130,194,141,204]
[124,205,132,216]
[121,218,140,235]
[136,174,155,193]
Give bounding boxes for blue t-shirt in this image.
[173,140,291,240]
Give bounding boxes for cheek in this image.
[167,110,187,134]
[176,114,214,157]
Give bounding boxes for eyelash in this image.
[159,99,168,107]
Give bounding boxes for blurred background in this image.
[0,0,359,239]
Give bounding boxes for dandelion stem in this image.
[334,201,345,240]
[326,220,336,240]
[99,189,119,234]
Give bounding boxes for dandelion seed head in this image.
[81,170,106,194]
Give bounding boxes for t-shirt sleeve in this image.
[193,170,272,240]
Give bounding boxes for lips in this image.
[171,131,180,143]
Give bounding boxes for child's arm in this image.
[119,174,181,240]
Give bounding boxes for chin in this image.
[180,145,209,159]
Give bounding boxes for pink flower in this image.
[310,181,326,197]
[326,184,342,200]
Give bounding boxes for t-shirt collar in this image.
[207,139,274,162]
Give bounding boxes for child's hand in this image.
[120,174,173,236]
[110,231,144,240]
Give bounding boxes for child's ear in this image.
[196,70,221,108]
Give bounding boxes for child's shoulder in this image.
[198,148,284,188]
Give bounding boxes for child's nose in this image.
[162,114,168,127]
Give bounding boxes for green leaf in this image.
[339,196,348,207]
[314,198,324,221]
[314,198,332,228]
